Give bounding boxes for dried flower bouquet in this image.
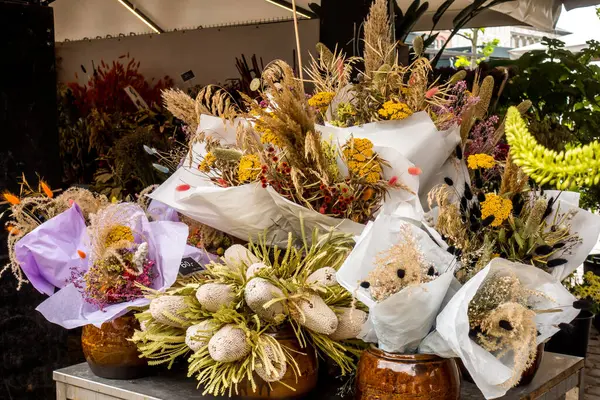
[132,227,366,396]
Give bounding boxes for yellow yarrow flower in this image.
[238,154,261,183]
[481,193,513,227]
[199,152,216,172]
[308,91,335,111]
[468,154,496,170]
[104,225,134,246]
[378,101,413,121]
[343,138,382,184]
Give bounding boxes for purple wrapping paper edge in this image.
[14,204,89,296]
[36,210,190,329]
[147,199,179,222]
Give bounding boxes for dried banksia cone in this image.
[255,343,287,382]
[291,294,338,335]
[185,320,217,352]
[412,36,424,56]
[329,308,368,340]
[208,324,251,362]
[306,267,338,287]
[224,244,260,267]
[245,278,286,322]
[149,296,190,328]
[246,262,268,279]
[196,283,235,312]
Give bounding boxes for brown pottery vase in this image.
[356,347,461,400]
[240,328,318,399]
[81,314,148,379]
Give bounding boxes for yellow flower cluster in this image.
[255,117,284,148]
[343,138,382,184]
[238,154,261,183]
[308,91,335,111]
[468,154,496,170]
[104,225,134,246]
[574,272,600,304]
[378,101,413,121]
[199,152,216,172]
[481,193,513,227]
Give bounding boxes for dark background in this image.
[0,2,83,399]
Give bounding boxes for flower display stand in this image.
[54,352,584,400]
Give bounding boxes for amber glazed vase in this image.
[81,314,148,379]
[241,329,318,399]
[356,347,461,400]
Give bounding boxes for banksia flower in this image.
[306,267,338,287]
[208,324,251,362]
[329,307,368,340]
[244,277,286,323]
[149,296,191,328]
[185,320,217,352]
[291,293,338,335]
[196,283,235,312]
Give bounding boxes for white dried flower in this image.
[291,293,338,335]
[329,307,368,340]
[149,296,190,328]
[133,242,149,272]
[224,244,260,267]
[255,343,287,382]
[246,262,268,279]
[306,267,338,287]
[185,320,217,352]
[196,283,235,312]
[208,324,251,362]
[245,278,286,322]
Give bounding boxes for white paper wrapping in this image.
[150,114,422,243]
[544,191,600,281]
[319,112,460,203]
[419,258,578,399]
[336,213,457,353]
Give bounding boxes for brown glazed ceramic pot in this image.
[356,347,461,400]
[81,314,148,379]
[458,343,544,387]
[240,329,318,399]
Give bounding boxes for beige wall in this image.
[55,19,319,88]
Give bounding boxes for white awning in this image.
[51,0,600,43]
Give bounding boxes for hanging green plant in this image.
[505,106,600,190]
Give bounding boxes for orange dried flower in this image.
[40,181,54,198]
[77,250,87,259]
[3,192,20,205]
[6,225,20,235]
[362,188,374,201]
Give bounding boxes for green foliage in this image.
[566,271,600,315]
[505,107,600,190]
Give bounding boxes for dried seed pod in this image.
[329,308,368,341]
[149,296,190,328]
[246,262,268,279]
[412,36,424,56]
[245,278,286,322]
[306,267,338,287]
[208,324,251,362]
[224,244,260,267]
[196,283,235,312]
[291,294,338,335]
[185,320,217,352]
[255,342,287,382]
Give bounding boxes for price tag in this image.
[179,257,204,276]
[181,70,195,82]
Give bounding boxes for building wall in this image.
[55,19,319,87]
[448,26,567,49]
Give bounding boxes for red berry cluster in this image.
[318,183,355,216]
